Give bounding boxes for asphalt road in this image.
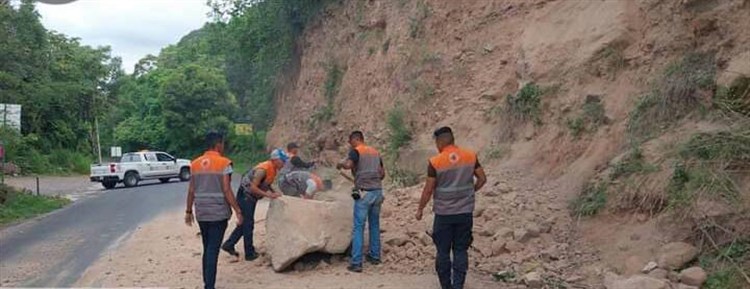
[0,178,196,287]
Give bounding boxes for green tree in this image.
[160,64,238,156]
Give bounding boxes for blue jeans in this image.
[223,188,258,257]
[198,219,228,289]
[350,189,384,266]
[433,213,473,289]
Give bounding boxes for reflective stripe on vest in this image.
[354,144,382,190]
[429,146,477,215]
[191,151,232,222]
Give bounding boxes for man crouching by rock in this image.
[416,126,486,289]
[279,170,324,199]
[336,131,385,273]
[221,150,283,261]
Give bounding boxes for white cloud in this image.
[36,0,211,73]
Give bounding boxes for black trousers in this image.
[198,219,228,289]
[223,188,258,257]
[432,213,473,289]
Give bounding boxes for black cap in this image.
[433,126,453,138]
[286,142,299,150]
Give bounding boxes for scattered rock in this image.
[491,239,508,256]
[494,228,514,240]
[419,234,432,246]
[477,228,493,237]
[679,267,707,286]
[475,241,494,257]
[538,219,554,234]
[514,229,533,243]
[624,255,648,276]
[657,242,699,270]
[385,235,409,247]
[648,268,668,279]
[565,275,584,283]
[524,272,543,288]
[607,275,669,289]
[641,261,658,273]
[265,197,352,272]
[677,284,698,289]
[525,224,541,238]
[480,91,500,101]
[505,240,525,252]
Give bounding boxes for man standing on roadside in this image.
[336,131,385,273]
[185,131,243,289]
[221,150,284,261]
[415,126,487,289]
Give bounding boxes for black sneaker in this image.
[365,255,381,265]
[245,252,259,261]
[221,245,239,257]
[347,264,363,273]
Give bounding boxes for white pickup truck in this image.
[90,151,191,189]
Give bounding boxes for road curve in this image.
[0,179,189,287]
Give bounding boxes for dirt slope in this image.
[264,0,750,287]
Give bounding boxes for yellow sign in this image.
[234,123,253,135]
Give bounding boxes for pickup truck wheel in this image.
[124,172,139,187]
[102,180,117,189]
[159,178,170,183]
[179,167,191,182]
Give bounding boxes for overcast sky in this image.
[36,0,211,73]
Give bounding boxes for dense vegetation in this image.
[0,0,325,174]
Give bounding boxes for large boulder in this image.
[679,267,707,286]
[265,196,352,271]
[657,242,699,270]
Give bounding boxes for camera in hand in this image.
[351,188,361,200]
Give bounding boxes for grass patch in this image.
[408,78,435,99]
[666,127,749,210]
[389,167,421,188]
[589,41,628,79]
[484,145,510,160]
[627,52,716,142]
[570,181,608,217]
[386,107,412,155]
[610,146,658,180]
[567,117,585,137]
[714,76,750,117]
[0,184,70,224]
[506,83,544,124]
[699,240,749,289]
[312,63,344,125]
[408,0,430,38]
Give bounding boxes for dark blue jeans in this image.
[198,219,228,289]
[223,188,258,257]
[350,189,384,266]
[432,213,473,289]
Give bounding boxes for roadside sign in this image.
[111,146,122,157]
[0,104,22,131]
[234,123,253,136]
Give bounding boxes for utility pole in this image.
[92,92,102,164]
[2,105,6,184]
[95,115,102,164]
